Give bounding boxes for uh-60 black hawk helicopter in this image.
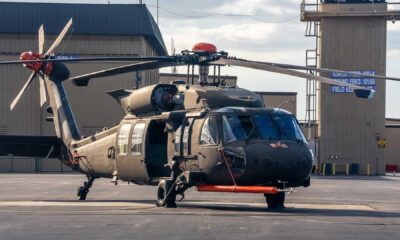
[1,19,398,208]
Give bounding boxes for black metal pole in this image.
[191,65,195,85]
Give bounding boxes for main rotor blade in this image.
[39,75,47,107]
[69,61,180,83]
[215,58,374,97]
[0,56,175,65]
[10,72,36,111]
[45,18,73,56]
[38,25,45,54]
[262,62,400,82]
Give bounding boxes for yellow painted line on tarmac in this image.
[287,203,373,211]
[0,201,374,211]
[0,201,153,208]
[184,201,374,211]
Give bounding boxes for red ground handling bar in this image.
[196,185,279,194]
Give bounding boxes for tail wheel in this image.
[156,179,177,208]
[265,192,285,209]
[77,186,88,200]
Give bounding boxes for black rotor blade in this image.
[0,56,176,65]
[215,58,375,98]
[69,61,180,84]
[260,62,400,82]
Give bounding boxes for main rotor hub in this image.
[19,51,52,75]
[192,42,217,55]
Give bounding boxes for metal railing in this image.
[301,0,320,13]
[301,0,400,13]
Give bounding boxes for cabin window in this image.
[183,118,194,155]
[174,125,182,154]
[118,124,131,156]
[131,123,146,155]
[200,117,218,145]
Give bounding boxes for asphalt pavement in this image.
[0,174,399,240]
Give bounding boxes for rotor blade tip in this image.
[10,102,16,111]
[354,89,375,99]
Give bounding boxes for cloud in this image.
[165,23,277,47]
[388,22,400,32]
[214,0,299,15]
[161,21,310,55]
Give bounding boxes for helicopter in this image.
[1,19,398,209]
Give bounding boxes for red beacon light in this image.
[192,42,217,54]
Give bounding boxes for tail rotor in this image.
[9,18,73,110]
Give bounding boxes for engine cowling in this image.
[124,84,182,116]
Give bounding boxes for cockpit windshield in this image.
[222,115,250,143]
[222,113,307,144]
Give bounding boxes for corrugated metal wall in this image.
[318,5,387,174]
[0,34,160,172]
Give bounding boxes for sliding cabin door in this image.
[116,121,149,181]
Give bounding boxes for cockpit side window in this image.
[200,117,218,145]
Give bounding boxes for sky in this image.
[2,0,400,119]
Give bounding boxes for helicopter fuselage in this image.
[72,107,313,189]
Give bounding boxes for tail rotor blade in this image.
[45,18,72,56]
[39,76,47,107]
[38,25,45,54]
[10,72,37,111]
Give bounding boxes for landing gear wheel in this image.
[265,192,285,209]
[156,179,177,208]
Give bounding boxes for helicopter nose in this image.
[243,141,313,186]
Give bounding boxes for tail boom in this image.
[44,62,80,147]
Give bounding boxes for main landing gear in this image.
[264,192,285,209]
[156,179,177,208]
[77,175,95,200]
[156,160,191,208]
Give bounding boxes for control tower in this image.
[301,0,400,175]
